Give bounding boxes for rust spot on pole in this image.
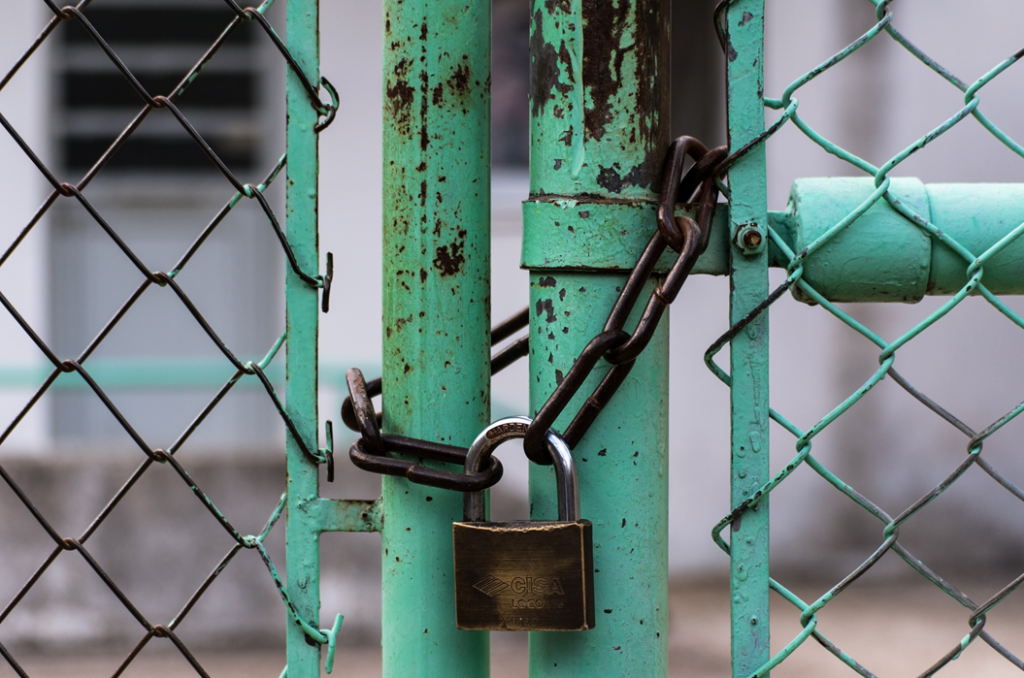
[582,0,668,193]
[530,9,573,118]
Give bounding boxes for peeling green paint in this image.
[381,0,491,675]
[529,0,669,199]
[526,1,670,675]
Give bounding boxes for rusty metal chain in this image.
[523,137,727,464]
[341,309,529,491]
[343,136,728,481]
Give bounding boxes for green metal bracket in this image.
[527,177,1024,304]
[521,199,734,274]
[311,498,384,534]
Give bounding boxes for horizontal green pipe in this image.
[921,183,1024,295]
[522,196,792,274]
[790,178,1024,301]
[788,177,929,303]
[524,179,1024,302]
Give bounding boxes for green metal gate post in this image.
[381,0,492,676]
[524,1,671,675]
[285,0,323,675]
[722,2,771,675]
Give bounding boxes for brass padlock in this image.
[453,416,595,631]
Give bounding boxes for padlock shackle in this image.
[463,416,579,523]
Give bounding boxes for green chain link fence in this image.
[0,2,340,675]
[715,1,1024,675]
[5,1,1024,677]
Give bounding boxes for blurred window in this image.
[58,2,259,173]
[48,1,282,449]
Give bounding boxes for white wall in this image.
[0,2,51,452]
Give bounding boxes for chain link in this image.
[6,2,1017,673]
[709,1,1024,675]
[0,2,340,674]
[523,138,726,464]
[343,138,727,479]
[341,309,529,491]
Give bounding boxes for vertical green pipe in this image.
[723,2,771,676]
[380,0,491,676]
[525,1,670,675]
[284,0,321,676]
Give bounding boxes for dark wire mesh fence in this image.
[0,2,337,675]
[710,1,1024,675]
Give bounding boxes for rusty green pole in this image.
[380,0,491,676]
[284,0,322,675]
[723,1,771,675]
[523,1,671,675]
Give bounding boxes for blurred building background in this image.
[1,0,1023,659]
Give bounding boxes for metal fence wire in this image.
[712,1,1024,676]
[0,2,338,676]
[6,0,1024,676]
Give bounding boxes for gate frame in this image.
[722,1,773,676]
[284,0,326,674]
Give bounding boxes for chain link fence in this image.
[7,1,1024,676]
[711,1,1024,675]
[0,2,338,675]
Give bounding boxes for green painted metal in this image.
[380,0,491,675]
[267,0,1024,675]
[284,0,323,675]
[786,177,931,303]
[702,4,1024,674]
[721,2,771,677]
[927,183,1024,294]
[521,200,734,275]
[527,274,669,676]
[525,0,670,675]
[703,2,1024,675]
[788,179,1024,299]
[312,497,383,533]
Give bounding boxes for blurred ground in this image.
[10,578,1024,677]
